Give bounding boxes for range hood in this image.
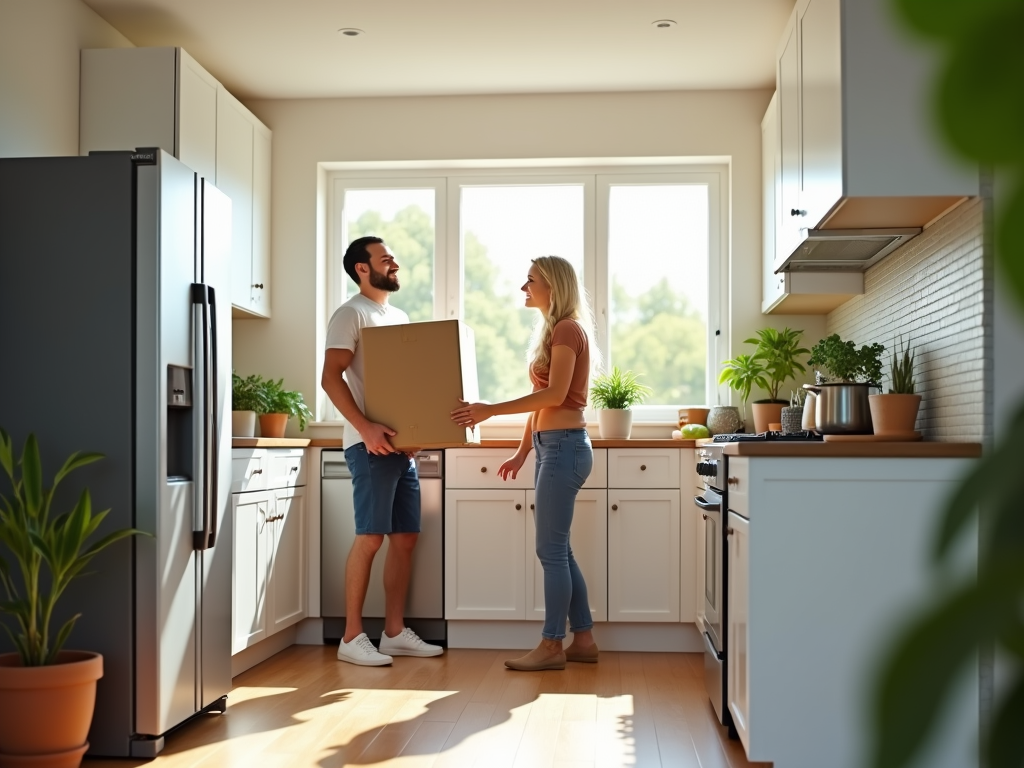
[776,228,922,273]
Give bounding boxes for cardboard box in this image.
[362,319,481,450]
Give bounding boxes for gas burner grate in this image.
[711,430,824,443]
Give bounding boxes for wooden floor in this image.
[84,646,768,768]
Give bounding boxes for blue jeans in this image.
[533,428,594,640]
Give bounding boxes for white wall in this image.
[0,0,133,158]
[238,89,826,435]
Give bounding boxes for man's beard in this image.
[368,264,400,292]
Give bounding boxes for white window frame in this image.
[325,162,729,425]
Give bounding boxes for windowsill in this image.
[306,420,679,440]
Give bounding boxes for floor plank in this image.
[81,645,769,768]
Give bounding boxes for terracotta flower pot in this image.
[258,413,289,438]
[750,402,786,434]
[868,393,922,435]
[0,651,102,768]
[597,409,633,439]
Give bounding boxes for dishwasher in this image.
[321,450,445,645]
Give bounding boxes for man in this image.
[321,236,443,665]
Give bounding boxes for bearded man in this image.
[321,236,444,665]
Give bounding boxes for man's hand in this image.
[360,422,398,455]
[450,400,493,428]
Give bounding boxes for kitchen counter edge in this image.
[721,442,982,458]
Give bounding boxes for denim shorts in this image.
[344,443,421,535]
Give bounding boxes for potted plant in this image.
[232,372,267,437]
[589,367,653,439]
[805,334,886,434]
[720,327,810,433]
[868,337,922,435]
[0,429,147,767]
[256,378,314,438]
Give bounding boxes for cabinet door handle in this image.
[515,503,522,510]
[480,466,487,473]
[727,527,735,536]
[290,466,299,472]
[251,468,263,475]
[728,477,740,486]
[611,504,618,511]
[253,283,264,289]
[640,464,647,471]
[530,504,535,510]
[702,513,708,520]
[790,208,806,217]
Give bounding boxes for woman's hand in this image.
[498,453,527,481]
[450,400,494,428]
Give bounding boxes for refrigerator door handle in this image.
[191,283,217,551]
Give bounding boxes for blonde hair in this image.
[527,256,601,374]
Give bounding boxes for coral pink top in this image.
[529,319,590,411]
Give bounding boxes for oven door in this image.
[695,488,724,653]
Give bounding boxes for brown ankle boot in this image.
[504,641,566,671]
[564,642,599,663]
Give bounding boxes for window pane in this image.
[461,185,584,405]
[343,189,435,322]
[607,185,708,406]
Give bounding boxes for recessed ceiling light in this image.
[652,19,677,29]
[337,28,364,37]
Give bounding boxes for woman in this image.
[451,256,599,671]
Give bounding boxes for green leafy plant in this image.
[888,337,916,395]
[589,367,653,410]
[870,2,1024,768]
[720,327,806,405]
[807,334,885,384]
[0,429,148,666]
[258,378,314,432]
[717,353,767,417]
[232,372,268,413]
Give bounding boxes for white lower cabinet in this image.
[727,511,750,750]
[607,488,681,622]
[444,489,527,620]
[268,486,307,635]
[231,449,308,655]
[231,491,271,651]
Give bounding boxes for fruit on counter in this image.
[681,423,710,438]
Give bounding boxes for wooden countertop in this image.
[232,437,311,448]
[722,442,982,458]
[303,438,697,449]
[479,439,697,449]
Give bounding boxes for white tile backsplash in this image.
[825,198,989,442]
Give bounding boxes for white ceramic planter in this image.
[232,410,256,437]
[597,409,633,439]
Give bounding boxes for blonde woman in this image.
[451,256,599,671]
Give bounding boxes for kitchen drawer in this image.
[266,449,307,489]
[231,450,266,493]
[726,457,749,518]
[608,448,681,489]
[446,449,536,489]
[446,447,607,490]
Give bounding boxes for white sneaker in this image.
[379,627,444,657]
[336,633,393,666]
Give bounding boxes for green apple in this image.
[681,423,710,439]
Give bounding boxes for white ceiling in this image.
[81,0,794,101]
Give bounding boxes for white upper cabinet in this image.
[770,0,979,275]
[762,92,864,314]
[80,47,272,318]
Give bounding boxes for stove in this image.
[711,430,823,443]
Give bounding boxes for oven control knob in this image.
[696,462,716,476]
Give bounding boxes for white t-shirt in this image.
[324,293,410,449]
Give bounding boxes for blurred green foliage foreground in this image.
[872,1,1024,767]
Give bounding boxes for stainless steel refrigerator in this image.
[0,149,233,757]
